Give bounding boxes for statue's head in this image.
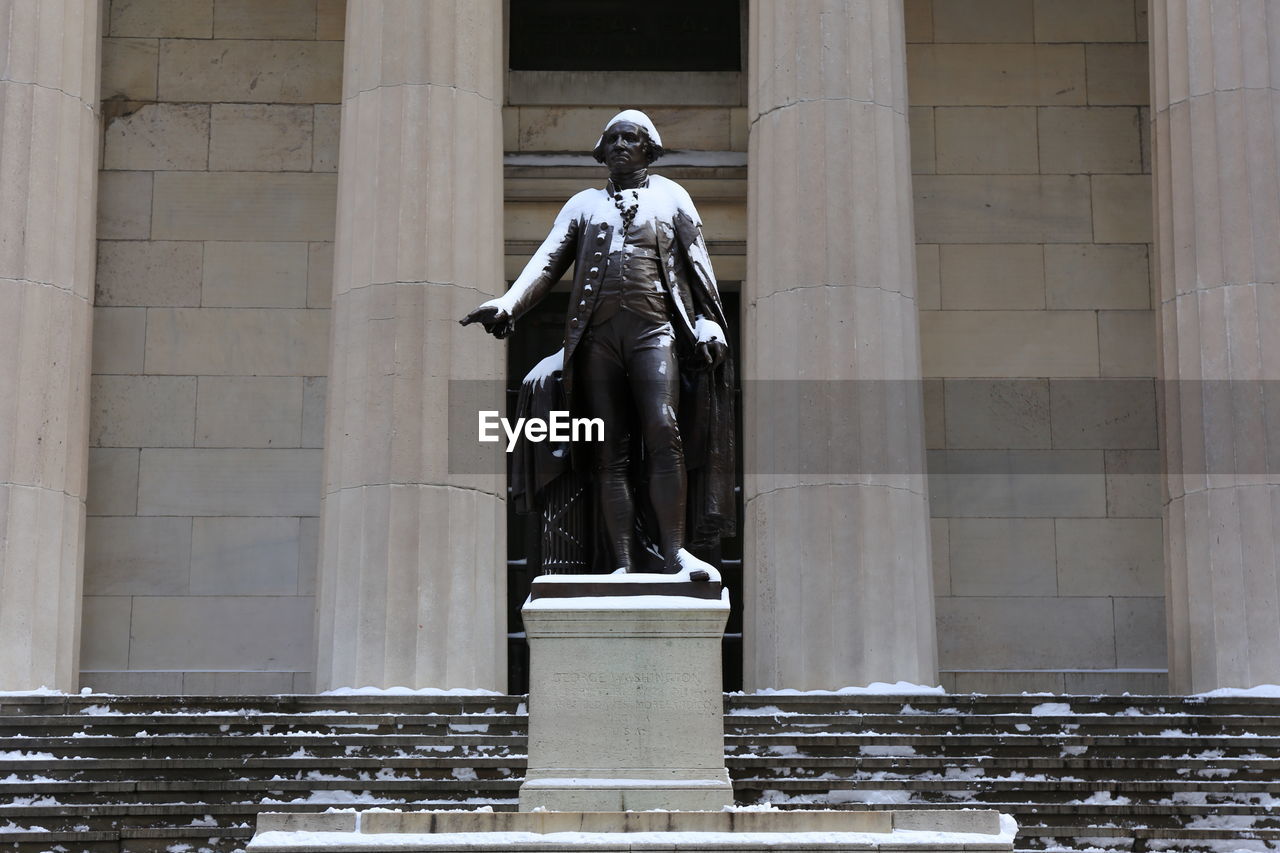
[593,109,665,169]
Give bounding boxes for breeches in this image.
[577,309,682,472]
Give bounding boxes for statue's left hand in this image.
[696,338,728,370]
[460,303,514,339]
[693,316,727,370]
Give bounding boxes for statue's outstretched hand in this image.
[460,302,514,339]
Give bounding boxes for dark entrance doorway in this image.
[508,0,742,72]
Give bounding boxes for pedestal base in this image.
[519,575,732,812]
[247,810,1017,852]
[519,775,734,812]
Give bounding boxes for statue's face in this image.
[601,121,648,173]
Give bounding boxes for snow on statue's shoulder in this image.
[647,174,700,223]
[563,187,601,217]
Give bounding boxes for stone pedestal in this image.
[518,575,733,812]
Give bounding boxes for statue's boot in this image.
[596,467,636,572]
[676,550,714,583]
[650,466,692,577]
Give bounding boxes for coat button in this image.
[590,267,599,274]
[594,252,602,260]
[579,300,587,307]
[571,318,579,327]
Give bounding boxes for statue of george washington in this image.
[462,110,735,581]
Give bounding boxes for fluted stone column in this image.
[1152,2,1280,692]
[314,0,506,690]
[0,0,102,690]
[743,0,937,689]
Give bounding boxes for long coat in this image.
[499,175,737,546]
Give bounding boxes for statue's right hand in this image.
[460,303,514,339]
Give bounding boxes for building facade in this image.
[0,0,1274,697]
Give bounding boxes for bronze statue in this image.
[462,111,735,580]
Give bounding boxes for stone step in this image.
[0,733,527,756]
[6,801,1276,834]
[0,696,526,716]
[2,693,1277,853]
[2,744,1265,762]
[725,732,1280,748]
[754,790,1280,809]
[0,713,527,737]
[724,695,1280,715]
[0,796,1269,815]
[18,769,1269,790]
[2,807,1273,850]
[730,747,1280,762]
[727,712,1280,729]
[727,725,1280,739]
[0,777,522,797]
[1021,824,1280,839]
[15,777,1273,805]
[0,829,120,850]
[7,731,1263,755]
[10,736,1275,762]
[1013,837,1280,853]
[3,766,1274,794]
[0,827,255,853]
[5,753,1274,783]
[730,755,1280,770]
[0,692,1263,712]
[1020,846,1278,853]
[0,754,524,776]
[9,713,1280,737]
[730,767,1279,784]
[11,710,1280,728]
[5,693,1272,718]
[786,801,1280,819]
[0,801,519,819]
[733,778,1280,794]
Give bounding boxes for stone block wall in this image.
[84,0,345,694]
[907,0,1163,693]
